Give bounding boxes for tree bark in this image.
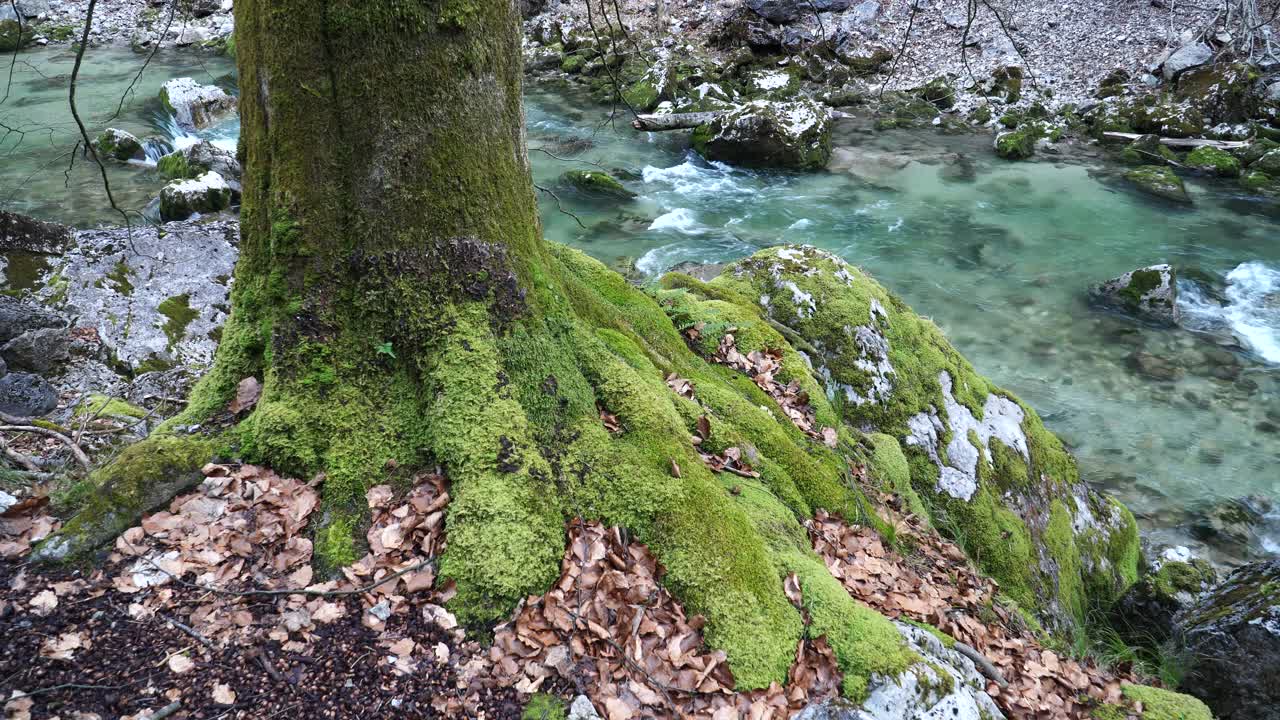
[45,0,921,697]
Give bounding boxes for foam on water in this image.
[641,156,750,196]
[649,208,706,235]
[1180,262,1280,364]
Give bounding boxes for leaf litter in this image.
[2,455,1153,719]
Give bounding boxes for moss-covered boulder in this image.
[559,170,636,200]
[156,140,241,188]
[0,9,34,52]
[94,128,145,162]
[1254,148,1280,176]
[917,76,955,110]
[1111,555,1217,644]
[1124,165,1191,204]
[1175,559,1280,719]
[1089,264,1181,326]
[159,172,233,221]
[993,121,1059,160]
[692,99,831,171]
[745,67,801,100]
[662,245,1141,631]
[1118,134,1180,166]
[1115,685,1213,720]
[1176,62,1263,125]
[1234,138,1280,167]
[1240,169,1280,198]
[989,65,1023,104]
[1185,145,1242,177]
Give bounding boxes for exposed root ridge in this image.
[491,519,843,719]
[810,502,1137,719]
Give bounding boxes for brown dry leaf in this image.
[167,654,195,674]
[39,632,86,661]
[28,589,56,615]
[228,376,262,414]
[211,683,236,705]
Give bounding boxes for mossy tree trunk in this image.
[46,0,922,698]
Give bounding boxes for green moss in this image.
[75,394,148,420]
[157,152,196,180]
[1240,170,1279,195]
[1120,684,1213,720]
[315,514,359,574]
[994,124,1045,160]
[969,105,992,124]
[522,694,567,720]
[1092,703,1128,720]
[560,170,636,199]
[157,294,199,348]
[560,52,587,73]
[1150,559,1215,598]
[621,78,659,112]
[1185,146,1241,177]
[868,432,927,518]
[37,436,214,561]
[1124,165,1190,203]
[100,260,135,296]
[1045,499,1085,621]
[902,618,957,648]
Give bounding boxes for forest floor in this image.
[2,460,1146,720]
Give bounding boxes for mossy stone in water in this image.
[1240,170,1280,196]
[1233,137,1279,166]
[1123,165,1190,203]
[1185,146,1241,177]
[560,170,636,200]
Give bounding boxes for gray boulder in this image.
[95,128,145,162]
[1111,550,1217,645]
[157,140,241,190]
[15,0,51,18]
[1162,43,1212,82]
[39,220,237,374]
[692,99,832,170]
[0,372,58,417]
[1089,264,1180,326]
[1176,559,1280,720]
[747,0,852,24]
[796,622,1005,720]
[159,77,237,130]
[0,210,72,254]
[159,171,233,221]
[1,327,70,374]
[566,696,600,720]
[0,295,65,344]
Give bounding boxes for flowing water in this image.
[3,49,1279,564]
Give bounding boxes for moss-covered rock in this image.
[1234,137,1280,166]
[1119,684,1213,720]
[1118,135,1180,166]
[989,65,1023,104]
[1123,165,1191,204]
[663,246,1141,631]
[1240,169,1280,197]
[1089,264,1180,326]
[917,76,955,110]
[1175,558,1280,719]
[1175,62,1263,124]
[159,172,233,221]
[94,128,145,162]
[692,99,831,171]
[559,170,636,200]
[1185,146,1241,177]
[1254,148,1280,176]
[0,15,35,52]
[1112,556,1217,644]
[993,122,1055,160]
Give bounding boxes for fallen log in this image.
[1101,132,1250,149]
[633,109,853,131]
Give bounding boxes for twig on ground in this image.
[0,425,91,470]
[0,435,42,472]
[954,641,1010,688]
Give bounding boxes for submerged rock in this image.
[159,77,237,130]
[1184,145,1241,176]
[0,372,57,417]
[159,172,234,221]
[1089,264,1180,326]
[559,170,636,200]
[94,128,145,162]
[1175,559,1280,720]
[1123,165,1190,203]
[692,100,832,171]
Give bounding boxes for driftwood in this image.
[633,109,853,131]
[953,641,1010,689]
[1101,132,1251,149]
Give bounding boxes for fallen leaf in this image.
[168,654,195,674]
[228,376,262,414]
[39,632,86,661]
[211,683,236,705]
